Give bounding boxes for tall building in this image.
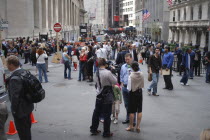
[143,0,170,42]
[84,0,109,35]
[135,0,143,35]
[119,0,136,27]
[108,0,120,28]
[168,0,210,48]
[0,0,85,41]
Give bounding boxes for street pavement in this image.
[5,54,210,140]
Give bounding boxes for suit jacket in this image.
[116,50,128,64]
[129,49,138,62]
[8,69,34,118]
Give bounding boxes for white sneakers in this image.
[111,116,115,121]
[113,119,118,124]
[111,116,118,124]
[147,90,151,95]
[180,82,189,86]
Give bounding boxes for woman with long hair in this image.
[36,47,48,83]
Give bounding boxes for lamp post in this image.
[208,26,210,51]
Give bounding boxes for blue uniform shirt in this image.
[162,52,174,68]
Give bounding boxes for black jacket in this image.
[8,69,34,118]
[116,50,128,64]
[129,49,138,62]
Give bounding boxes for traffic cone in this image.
[6,121,17,135]
[30,113,38,124]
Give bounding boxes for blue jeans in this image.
[112,49,116,60]
[122,87,129,121]
[64,61,71,79]
[36,63,48,83]
[206,64,210,82]
[180,69,189,84]
[189,67,194,78]
[148,73,159,94]
[78,61,85,80]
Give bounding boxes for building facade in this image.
[143,0,170,42]
[108,0,120,28]
[84,0,109,35]
[0,0,85,41]
[169,0,210,48]
[119,0,136,27]
[135,0,143,35]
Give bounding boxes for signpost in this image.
[53,23,62,52]
[52,23,62,64]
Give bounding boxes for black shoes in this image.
[163,87,173,90]
[90,130,101,136]
[122,120,129,124]
[103,133,113,138]
[152,94,159,96]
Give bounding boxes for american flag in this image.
[167,0,173,6]
[143,9,151,21]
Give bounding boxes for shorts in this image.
[72,55,78,63]
[112,100,120,114]
[128,89,143,113]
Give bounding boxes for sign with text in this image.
[53,23,62,32]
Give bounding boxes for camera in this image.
[105,61,117,75]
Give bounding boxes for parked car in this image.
[0,57,7,103]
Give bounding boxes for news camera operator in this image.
[90,58,117,138]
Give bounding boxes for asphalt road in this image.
[5,55,210,140]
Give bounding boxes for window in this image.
[184,8,186,21]
[190,6,194,20]
[198,5,202,20]
[173,11,175,21]
[178,10,180,21]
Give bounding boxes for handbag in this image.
[148,73,152,82]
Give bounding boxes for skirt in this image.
[72,55,78,63]
[128,89,143,113]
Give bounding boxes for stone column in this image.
[7,0,34,38]
[48,0,52,30]
[58,0,62,24]
[200,31,206,48]
[34,0,40,29]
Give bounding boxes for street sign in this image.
[53,23,62,32]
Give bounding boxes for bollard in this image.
[0,102,8,140]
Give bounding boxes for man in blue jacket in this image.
[180,48,192,86]
[162,46,174,90]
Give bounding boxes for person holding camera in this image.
[90,58,117,138]
[147,48,162,96]
[205,51,210,83]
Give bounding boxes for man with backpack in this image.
[6,56,45,140]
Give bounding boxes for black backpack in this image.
[15,70,45,103]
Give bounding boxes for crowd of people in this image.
[1,36,210,139]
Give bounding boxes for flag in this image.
[167,0,173,6]
[143,9,151,21]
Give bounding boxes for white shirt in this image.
[36,53,48,64]
[95,48,107,59]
